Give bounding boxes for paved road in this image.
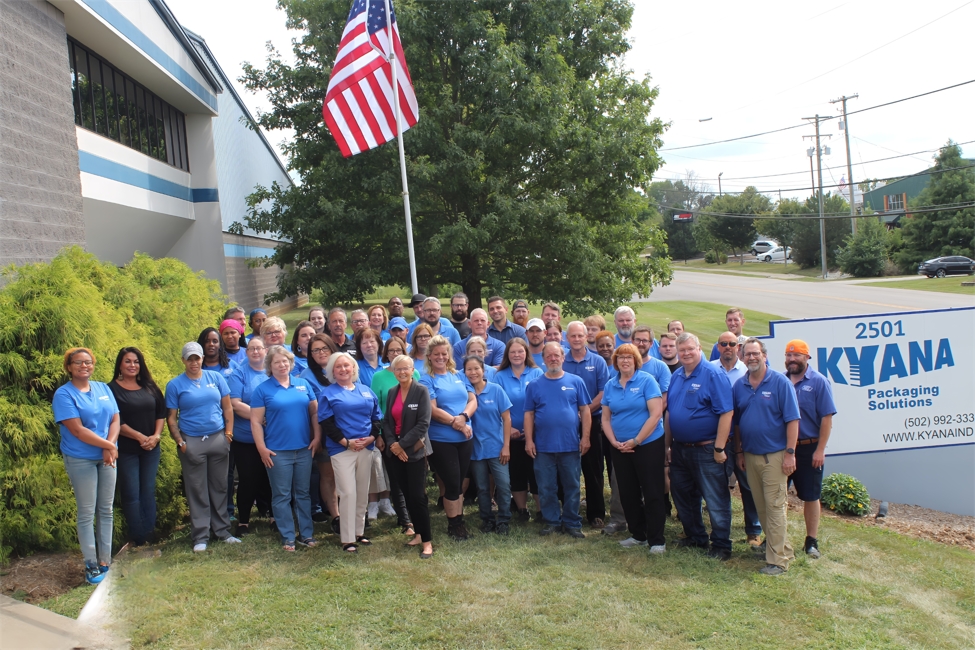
[637,270,974,320]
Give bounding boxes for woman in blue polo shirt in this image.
[494,338,543,521]
[250,345,321,551]
[165,342,239,553]
[464,356,513,535]
[290,320,317,375]
[420,336,476,541]
[199,327,235,378]
[463,337,497,381]
[52,348,120,585]
[227,336,273,536]
[601,344,666,553]
[318,352,383,553]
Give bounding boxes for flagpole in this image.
[385,0,418,295]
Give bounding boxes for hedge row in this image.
[0,247,228,560]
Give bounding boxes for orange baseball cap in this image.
[785,339,810,356]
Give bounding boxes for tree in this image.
[894,141,975,270]
[755,198,804,270]
[648,177,714,263]
[240,0,670,314]
[837,217,889,277]
[788,193,851,270]
[694,187,770,265]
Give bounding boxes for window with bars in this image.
[69,38,189,172]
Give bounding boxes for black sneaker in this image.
[539,525,560,536]
[495,522,510,535]
[518,508,531,522]
[480,520,496,534]
[450,521,470,541]
[563,527,585,539]
[707,547,732,561]
[804,536,821,559]
[311,510,328,522]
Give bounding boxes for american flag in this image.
[323,0,419,157]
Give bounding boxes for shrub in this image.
[821,473,871,516]
[0,247,228,558]
[703,250,728,265]
[836,218,889,278]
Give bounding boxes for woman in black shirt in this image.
[109,347,166,547]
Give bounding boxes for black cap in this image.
[512,300,528,311]
[408,293,427,307]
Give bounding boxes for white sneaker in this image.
[619,537,648,548]
[378,498,396,516]
[649,545,667,555]
[193,543,207,553]
[222,535,242,544]
[367,502,379,520]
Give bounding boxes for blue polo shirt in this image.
[562,349,608,412]
[667,359,734,444]
[292,355,308,376]
[732,369,801,454]
[488,320,527,345]
[640,357,671,394]
[318,382,382,455]
[357,358,386,389]
[202,362,236,379]
[525,373,591,453]
[298,366,329,400]
[471,383,513,461]
[406,317,460,346]
[420,371,474,443]
[603,372,663,445]
[250,376,316,450]
[225,347,247,367]
[711,358,747,389]
[228,363,270,443]
[165,371,230,437]
[493,366,543,431]
[791,366,836,440]
[454,334,505,367]
[53,381,119,460]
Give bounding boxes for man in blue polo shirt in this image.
[665,332,735,561]
[487,296,527,345]
[733,338,801,576]
[632,326,670,408]
[564,321,609,528]
[525,342,592,538]
[453,309,504,366]
[615,307,660,359]
[784,339,836,560]
[407,297,460,346]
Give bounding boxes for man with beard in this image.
[632,326,671,409]
[511,300,530,329]
[658,333,680,373]
[733,338,800,575]
[449,292,471,339]
[525,318,547,368]
[387,296,405,319]
[784,339,836,560]
[614,306,659,359]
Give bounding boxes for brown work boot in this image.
[747,534,763,547]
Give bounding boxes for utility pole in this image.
[803,116,831,280]
[718,172,723,196]
[831,94,859,234]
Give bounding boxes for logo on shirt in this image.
[761,391,773,399]
[630,387,641,394]
[296,385,307,392]
[206,383,216,389]
[98,395,110,401]
[483,399,494,404]
[561,386,575,391]
[688,383,700,393]
[407,403,418,410]
[585,365,595,372]
[802,385,815,392]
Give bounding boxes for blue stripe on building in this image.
[78,151,218,203]
[223,243,276,259]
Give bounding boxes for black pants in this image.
[612,436,666,546]
[581,417,605,522]
[508,439,537,494]
[231,441,271,526]
[428,439,473,500]
[386,457,432,542]
[382,454,413,527]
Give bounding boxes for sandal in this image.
[402,525,415,536]
[283,541,296,552]
[342,543,358,553]
[356,535,372,546]
[297,537,317,548]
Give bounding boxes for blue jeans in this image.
[670,443,732,551]
[726,452,762,536]
[265,448,313,544]
[116,446,161,545]
[63,455,116,565]
[470,458,512,524]
[534,452,582,530]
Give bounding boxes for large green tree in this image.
[694,187,770,265]
[894,141,975,270]
[649,178,713,263]
[240,0,670,314]
[775,193,851,270]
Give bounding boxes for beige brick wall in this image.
[0,1,85,268]
[222,232,306,315]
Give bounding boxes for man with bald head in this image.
[453,308,505,366]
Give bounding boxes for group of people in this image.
[53,297,836,583]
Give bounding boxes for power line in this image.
[655,200,975,220]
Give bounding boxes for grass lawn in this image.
[96,496,975,649]
[858,276,975,296]
[673,257,826,279]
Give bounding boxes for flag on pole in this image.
[323,0,419,157]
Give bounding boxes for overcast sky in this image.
[166,0,974,202]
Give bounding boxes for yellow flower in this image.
[858,503,863,507]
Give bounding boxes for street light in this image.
[718,172,723,196]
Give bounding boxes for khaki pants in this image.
[744,450,794,570]
[330,448,372,544]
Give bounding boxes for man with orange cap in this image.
[784,339,836,560]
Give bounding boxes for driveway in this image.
[638,270,974,319]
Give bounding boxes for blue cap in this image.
[389,316,408,331]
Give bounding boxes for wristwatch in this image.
[177,440,186,448]
[786,448,795,455]
[462,413,470,422]
[714,446,725,454]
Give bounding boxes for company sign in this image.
[762,308,974,455]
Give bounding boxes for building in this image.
[861,160,974,229]
[1,0,300,313]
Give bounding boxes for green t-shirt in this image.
[370,368,421,415]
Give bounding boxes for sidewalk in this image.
[0,594,123,649]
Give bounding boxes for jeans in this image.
[534,452,582,530]
[726,451,762,536]
[669,443,732,551]
[265,448,313,544]
[63,455,116,565]
[470,458,512,524]
[116,446,160,545]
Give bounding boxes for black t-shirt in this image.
[452,319,471,340]
[108,381,167,454]
[666,361,681,374]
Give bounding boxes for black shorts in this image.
[788,442,823,501]
[428,439,473,501]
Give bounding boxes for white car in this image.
[762,246,792,262]
[751,240,778,255]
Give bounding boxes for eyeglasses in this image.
[719,341,738,348]
[71,360,94,367]
[632,338,651,344]
[743,352,763,358]
[264,329,283,336]
[351,319,368,325]
[416,334,432,340]
[450,303,466,308]
[248,345,266,352]
[422,308,441,314]
[310,347,329,355]
[616,355,635,361]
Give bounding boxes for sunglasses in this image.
[719,341,738,347]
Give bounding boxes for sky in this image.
[165,0,975,202]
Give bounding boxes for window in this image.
[886,193,904,211]
[68,38,189,172]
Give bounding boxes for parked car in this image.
[751,240,778,255]
[917,256,975,278]
[761,246,792,262]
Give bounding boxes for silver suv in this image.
[751,240,778,255]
